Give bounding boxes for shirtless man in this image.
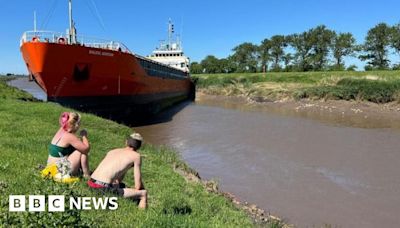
[88,133,147,209]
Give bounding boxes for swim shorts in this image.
[87,178,125,196]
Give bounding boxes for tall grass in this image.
[194,71,400,103]
[0,79,261,227]
[295,78,400,103]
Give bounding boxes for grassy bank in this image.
[0,77,279,227]
[193,71,400,103]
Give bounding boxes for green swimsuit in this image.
[48,132,76,157]
[48,144,76,157]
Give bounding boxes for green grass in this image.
[193,71,400,103]
[0,76,37,100]
[0,78,265,227]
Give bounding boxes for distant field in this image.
[193,71,400,103]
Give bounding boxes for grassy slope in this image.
[193,71,400,103]
[0,77,255,227]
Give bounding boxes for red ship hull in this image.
[20,41,195,118]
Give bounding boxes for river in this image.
[9,77,400,227]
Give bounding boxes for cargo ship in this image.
[20,0,195,119]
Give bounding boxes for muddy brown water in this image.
[136,96,400,228]
[10,78,400,227]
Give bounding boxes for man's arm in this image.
[133,154,143,190]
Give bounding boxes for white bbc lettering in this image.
[9,195,26,212]
[82,197,92,210]
[92,197,108,210]
[69,197,81,210]
[48,195,65,212]
[29,195,45,212]
[9,195,118,211]
[108,197,118,210]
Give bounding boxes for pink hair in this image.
[59,112,70,130]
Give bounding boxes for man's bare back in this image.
[88,133,147,208]
[91,148,138,185]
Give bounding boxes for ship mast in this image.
[168,19,174,50]
[33,11,37,32]
[68,0,76,44]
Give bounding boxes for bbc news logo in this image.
[9,195,118,212]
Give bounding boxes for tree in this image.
[287,32,313,71]
[282,53,293,72]
[390,23,400,64]
[269,35,287,71]
[308,25,335,70]
[359,23,392,70]
[189,62,203,74]
[332,32,356,70]
[258,38,271,72]
[231,42,259,73]
[219,57,236,73]
[200,55,221,73]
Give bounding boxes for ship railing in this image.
[20,31,132,54]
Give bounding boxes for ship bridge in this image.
[148,20,190,73]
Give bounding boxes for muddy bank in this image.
[197,90,400,130]
[174,164,290,227]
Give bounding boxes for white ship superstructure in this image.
[148,20,190,72]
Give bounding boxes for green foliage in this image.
[0,80,256,227]
[359,23,392,69]
[200,55,220,73]
[269,35,287,71]
[0,179,95,227]
[196,56,236,74]
[332,32,356,68]
[308,25,336,70]
[259,38,272,72]
[0,77,37,100]
[390,23,400,63]
[231,42,259,73]
[287,32,314,71]
[193,72,323,88]
[189,61,203,74]
[195,71,400,104]
[295,77,400,103]
[191,22,400,74]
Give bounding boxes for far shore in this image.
[193,71,400,127]
[196,90,400,129]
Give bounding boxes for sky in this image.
[0,0,399,74]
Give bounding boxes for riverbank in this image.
[0,77,285,227]
[196,91,400,129]
[194,71,400,126]
[193,71,400,104]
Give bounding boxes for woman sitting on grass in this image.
[47,112,91,177]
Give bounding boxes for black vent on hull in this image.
[73,63,90,81]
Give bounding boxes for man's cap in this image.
[129,133,143,141]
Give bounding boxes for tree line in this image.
[190,22,400,74]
